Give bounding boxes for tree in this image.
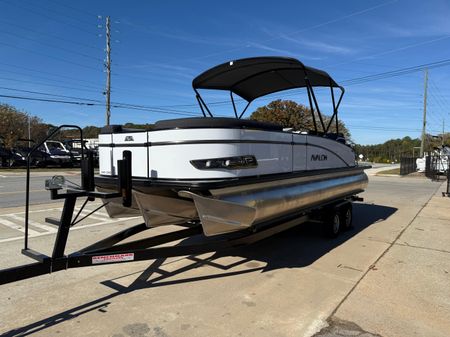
[249,99,350,138]
[83,126,102,138]
[353,136,422,163]
[123,122,154,130]
[0,104,47,148]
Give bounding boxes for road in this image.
[0,171,448,337]
[0,171,82,208]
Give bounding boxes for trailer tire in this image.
[324,209,340,238]
[340,203,353,230]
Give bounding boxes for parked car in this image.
[12,139,72,167]
[38,140,72,167]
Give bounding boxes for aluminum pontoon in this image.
[95,57,368,236]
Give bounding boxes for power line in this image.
[20,0,97,26]
[0,93,198,117]
[0,62,162,96]
[45,0,99,17]
[0,61,101,86]
[3,56,450,121]
[127,58,450,109]
[0,76,103,94]
[0,86,198,115]
[3,0,97,36]
[428,79,450,110]
[327,35,450,71]
[341,58,450,85]
[0,30,102,62]
[0,83,198,115]
[427,92,446,118]
[0,41,102,72]
[0,86,103,102]
[0,94,98,106]
[0,68,104,92]
[0,19,100,51]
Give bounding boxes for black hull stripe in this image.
[95,165,369,191]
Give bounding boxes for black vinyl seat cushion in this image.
[153,117,283,131]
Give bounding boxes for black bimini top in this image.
[192,56,340,102]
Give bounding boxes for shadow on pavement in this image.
[3,203,396,336]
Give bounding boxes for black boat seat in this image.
[101,118,282,134]
[153,117,283,131]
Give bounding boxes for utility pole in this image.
[420,68,428,157]
[105,16,111,126]
[28,116,31,148]
[443,119,445,147]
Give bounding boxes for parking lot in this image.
[0,169,449,337]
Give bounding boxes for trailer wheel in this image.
[324,210,341,238]
[340,203,353,230]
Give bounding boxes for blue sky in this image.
[1,0,449,145]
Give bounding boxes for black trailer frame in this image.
[0,125,359,286]
[0,171,315,286]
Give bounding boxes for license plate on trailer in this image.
[92,253,134,264]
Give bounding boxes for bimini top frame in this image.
[192,56,345,134]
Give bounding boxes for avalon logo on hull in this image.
[311,154,328,161]
[124,136,134,141]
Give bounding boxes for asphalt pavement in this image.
[0,170,82,208]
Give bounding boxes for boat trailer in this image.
[0,126,360,286]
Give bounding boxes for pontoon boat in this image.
[95,57,368,236]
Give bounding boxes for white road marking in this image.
[0,203,142,243]
[0,218,40,236]
[0,218,138,243]
[7,214,57,233]
[0,208,63,216]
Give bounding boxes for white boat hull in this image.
[96,120,368,236]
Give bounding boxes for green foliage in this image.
[123,122,154,130]
[353,137,422,162]
[249,99,350,138]
[82,126,102,138]
[0,104,46,148]
[354,133,450,163]
[58,126,101,140]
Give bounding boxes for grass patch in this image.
[376,168,400,175]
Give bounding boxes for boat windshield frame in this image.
[192,56,345,134]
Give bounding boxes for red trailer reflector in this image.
[92,253,134,264]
